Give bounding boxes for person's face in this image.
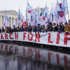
[69,21,70,24]
[59,22,63,25]
[13,26,15,28]
[42,26,43,28]
[47,26,48,28]
[38,25,40,27]
[53,24,55,26]
[17,27,19,29]
[34,26,35,28]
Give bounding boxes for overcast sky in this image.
[0,0,70,19]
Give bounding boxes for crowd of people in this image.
[0,20,70,33]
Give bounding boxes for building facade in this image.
[0,10,18,28]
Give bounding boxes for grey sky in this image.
[0,0,70,19]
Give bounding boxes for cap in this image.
[38,24,40,26]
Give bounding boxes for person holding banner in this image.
[33,25,37,33]
[37,24,41,33]
[64,22,69,33]
[68,20,70,31]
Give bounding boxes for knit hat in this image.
[38,24,40,26]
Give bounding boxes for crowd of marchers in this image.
[0,20,70,33]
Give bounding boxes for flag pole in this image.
[4,8,6,29]
[68,12,69,20]
[45,2,47,7]
[54,3,58,25]
[51,4,53,23]
[26,0,28,24]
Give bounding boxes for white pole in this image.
[68,12,70,20]
[26,0,28,23]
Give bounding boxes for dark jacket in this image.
[26,27,32,32]
[1,29,4,32]
[13,28,17,32]
[17,27,20,32]
[37,27,41,33]
[20,28,24,32]
[33,27,37,32]
[7,28,13,33]
[52,26,58,31]
[58,25,64,32]
[48,23,53,31]
[41,28,44,32]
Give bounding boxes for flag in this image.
[34,8,39,26]
[17,9,27,27]
[58,0,68,24]
[42,5,48,26]
[39,7,42,24]
[30,11,35,26]
[6,16,9,27]
[26,2,33,25]
[20,13,27,27]
[56,0,61,19]
[56,0,61,12]
[50,7,54,23]
[52,6,58,24]
[3,10,9,28]
[54,0,61,24]
[17,9,21,27]
[35,13,39,26]
[3,19,6,29]
[26,2,32,14]
[61,0,69,15]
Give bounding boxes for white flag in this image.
[30,9,35,26]
[39,7,42,24]
[26,2,32,25]
[55,0,61,24]
[17,9,21,27]
[56,0,61,12]
[52,6,57,24]
[42,5,48,26]
[61,0,69,15]
[3,10,9,28]
[35,12,39,26]
[58,0,68,24]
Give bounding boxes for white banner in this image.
[0,43,70,67]
[0,32,70,47]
